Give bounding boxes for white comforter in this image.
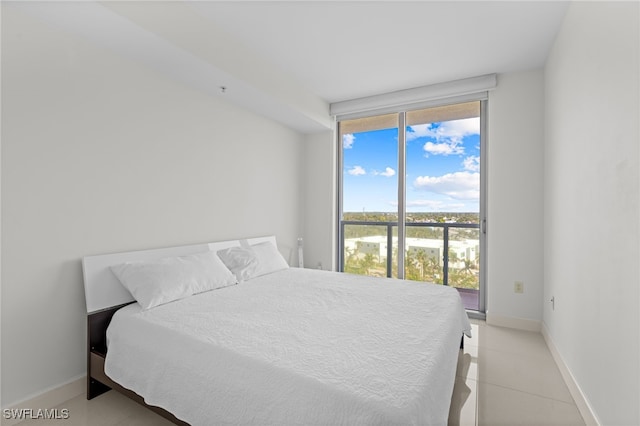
[105,268,471,426]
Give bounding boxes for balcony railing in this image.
[340,220,481,310]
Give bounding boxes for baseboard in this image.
[541,324,600,426]
[485,312,541,332]
[1,376,85,426]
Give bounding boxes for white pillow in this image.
[216,246,259,282]
[217,241,289,282]
[110,251,237,310]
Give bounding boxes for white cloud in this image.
[463,155,480,172]
[413,171,479,200]
[381,167,396,177]
[343,134,355,149]
[348,165,366,176]
[406,117,480,157]
[423,141,464,156]
[373,167,396,177]
[440,117,480,138]
[406,124,427,141]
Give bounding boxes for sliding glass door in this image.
[338,101,486,313]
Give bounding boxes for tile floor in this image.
[14,320,586,426]
[450,319,585,426]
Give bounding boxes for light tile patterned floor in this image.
[14,320,586,426]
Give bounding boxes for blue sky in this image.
[343,117,480,213]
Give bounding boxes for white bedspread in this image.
[105,268,471,426]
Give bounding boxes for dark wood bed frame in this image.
[83,236,278,426]
[83,236,465,426]
[87,303,465,426]
[87,303,189,426]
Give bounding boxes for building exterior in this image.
[344,235,479,268]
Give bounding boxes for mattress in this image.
[105,267,472,426]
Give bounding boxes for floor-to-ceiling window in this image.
[337,100,486,313]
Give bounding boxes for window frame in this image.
[335,98,487,316]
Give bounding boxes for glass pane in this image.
[340,113,398,278]
[404,101,481,311]
[404,225,444,284]
[390,225,399,278]
[405,101,480,221]
[343,224,390,278]
[341,114,398,222]
[448,227,480,310]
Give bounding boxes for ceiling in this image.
[10,1,570,133]
[189,1,569,103]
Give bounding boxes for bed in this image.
[83,236,471,426]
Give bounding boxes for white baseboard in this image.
[485,312,542,332]
[541,324,600,426]
[1,376,85,426]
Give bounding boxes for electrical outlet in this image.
[514,281,524,293]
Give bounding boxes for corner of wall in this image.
[485,312,541,332]
[486,69,545,323]
[301,130,336,271]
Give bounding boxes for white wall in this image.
[486,70,545,325]
[302,71,547,327]
[543,2,639,425]
[301,131,336,271]
[1,6,303,406]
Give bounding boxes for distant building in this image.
[344,235,479,268]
